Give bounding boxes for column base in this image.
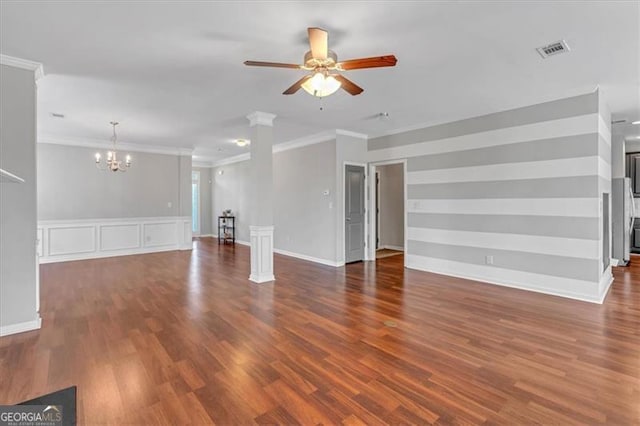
[249,225,275,283]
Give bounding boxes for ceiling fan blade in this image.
[283,75,312,95]
[334,74,364,96]
[337,55,397,70]
[244,60,302,69]
[308,27,328,60]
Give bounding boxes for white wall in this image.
[211,160,252,242]
[335,133,368,264]
[377,163,404,249]
[36,143,192,263]
[193,167,212,235]
[0,63,40,335]
[38,144,188,219]
[273,140,336,262]
[212,139,339,264]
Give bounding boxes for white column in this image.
[247,111,276,283]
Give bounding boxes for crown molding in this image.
[211,153,251,168]
[192,160,214,168]
[207,130,337,167]
[38,134,193,156]
[247,111,277,127]
[0,54,44,81]
[272,130,336,153]
[336,129,368,139]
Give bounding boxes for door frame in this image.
[342,162,369,263]
[368,159,408,266]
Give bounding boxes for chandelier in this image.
[95,121,132,172]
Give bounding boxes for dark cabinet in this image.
[625,153,640,197]
[632,219,640,254]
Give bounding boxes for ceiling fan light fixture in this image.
[301,72,341,98]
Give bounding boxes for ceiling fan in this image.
[244,27,397,98]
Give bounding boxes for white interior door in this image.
[345,164,365,263]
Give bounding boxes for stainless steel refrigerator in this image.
[612,177,635,266]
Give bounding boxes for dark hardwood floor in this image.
[1,238,638,424]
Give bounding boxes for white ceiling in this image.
[1,1,639,163]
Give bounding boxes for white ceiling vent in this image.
[536,40,570,58]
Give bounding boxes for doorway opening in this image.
[370,161,406,261]
[191,171,200,235]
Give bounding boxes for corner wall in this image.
[368,90,612,302]
[0,64,40,335]
[212,139,338,265]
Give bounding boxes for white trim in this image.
[247,111,277,127]
[272,131,335,154]
[0,168,25,183]
[380,245,404,251]
[405,254,605,303]
[38,134,194,156]
[0,317,42,337]
[209,131,337,168]
[249,225,275,283]
[192,160,213,168]
[38,216,192,264]
[273,248,342,267]
[0,54,44,80]
[598,267,614,303]
[336,129,368,139]
[211,153,251,168]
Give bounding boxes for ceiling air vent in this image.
[536,40,570,58]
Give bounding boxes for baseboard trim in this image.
[406,256,604,304]
[38,245,189,264]
[597,268,614,303]
[380,245,404,251]
[273,248,342,267]
[0,316,42,337]
[249,274,276,283]
[228,238,342,268]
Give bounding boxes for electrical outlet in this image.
[485,255,494,265]
[167,202,172,208]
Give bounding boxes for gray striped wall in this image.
[368,90,612,302]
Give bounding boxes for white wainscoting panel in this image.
[143,222,177,248]
[100,224,140,251]
[38,216,192,264]
[48,226,96,256]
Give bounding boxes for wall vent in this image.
[536,40,570,58]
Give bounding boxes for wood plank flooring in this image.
[1,238,639,424]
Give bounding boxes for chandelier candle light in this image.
[95,121,132,172]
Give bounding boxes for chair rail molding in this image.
[37,216,192,264]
